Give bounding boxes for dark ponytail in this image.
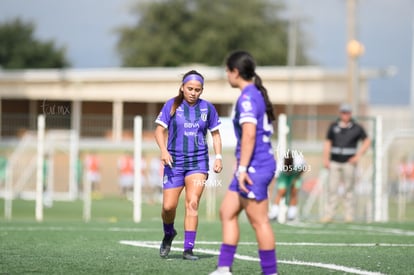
[170,94,184,117]
[254,73,275,122]
[226,50,275,122]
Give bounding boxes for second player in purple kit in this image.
[210,51,278,275]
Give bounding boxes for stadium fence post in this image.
[374,115,386,222]
[277,113,289,223]
[133,116,143,223]
[35,114,45,222]
[277,113,289,163]
[4,157,12,220]
[69,130,79,200]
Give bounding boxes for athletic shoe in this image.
[209,266,232,275]
[268,205,279,221]
[159,230,177,258]
[182,249,199,260]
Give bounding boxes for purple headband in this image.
[182,74,204,85]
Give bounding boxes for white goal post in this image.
[3,114,80,221]
[133,116,143,223]
[277,114,386,222]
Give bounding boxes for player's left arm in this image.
[238,122,256,193]
[211,130,223,173]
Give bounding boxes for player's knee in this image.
[250,219,268,232]
[186,200,199,216]
[163,202,177,213]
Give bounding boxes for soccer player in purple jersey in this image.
[210,51,278,275]
[154,70,223,260]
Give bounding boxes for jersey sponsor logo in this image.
[184,122,199,128]
[184,131,197,136]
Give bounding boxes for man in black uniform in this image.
[321,103,371,223]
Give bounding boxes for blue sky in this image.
[0,0,413,106]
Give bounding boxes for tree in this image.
[116,0,310,67]
[0,18,70,69]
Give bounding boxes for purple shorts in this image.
[162,165,208,189]
[228,166,275,201]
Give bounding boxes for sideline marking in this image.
[120,240,414,248]
[348,225,414,236]
[120,240,387,275]
[279,222,414,236]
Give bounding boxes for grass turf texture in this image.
[1,197,413,274]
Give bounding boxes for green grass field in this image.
[1,197,413,275]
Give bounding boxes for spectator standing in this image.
[321,103,371,223]
[118,152,134,199]
[84,152,101,193]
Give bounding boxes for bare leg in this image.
[161,186,184,224]
[243,197,277,275]
[182,173,206,259]
[160,186,183,258]
[220,190,243,245]
[184,173,206,231]
[243,198,275,250]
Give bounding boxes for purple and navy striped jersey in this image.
[232,84,275,167]
[155,98,221,170]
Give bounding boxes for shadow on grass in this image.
[161,253,215,260]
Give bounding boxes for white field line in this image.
[183,241,414,247]
[120,240,387,275]
[347,225,414,236]
[119,240,414,248]
[280,222,414,236]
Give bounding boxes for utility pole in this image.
[286,0,298,118]
[346,0,364,116]
[411,12,414,127]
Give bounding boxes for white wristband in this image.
[215,154,223,160]
[238,165,247,173]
